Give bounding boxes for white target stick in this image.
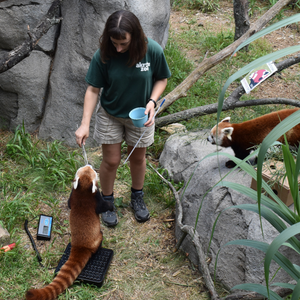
[123,99,165,164]
[82,144,88,165]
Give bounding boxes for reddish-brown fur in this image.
[207,108,300,168]
[25,165,113,300]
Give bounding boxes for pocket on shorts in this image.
[93,103,103,141]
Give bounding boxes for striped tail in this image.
[25,246,93,300]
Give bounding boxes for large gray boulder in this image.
[159,130,300,289]
[0,0,170,146]
[0,0,58,52]
[0,51,51,131]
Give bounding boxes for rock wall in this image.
[159,130,300,289]
[0,0,170,146]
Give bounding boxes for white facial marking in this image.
[73,165,98,192]
[73,175,79,189]
[222,127,234,140]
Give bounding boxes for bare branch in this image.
[147,163,220,300]
[224,53,300,108]
[155,97,300,127]
[0,0,62,73]
[155,53,300,127]
[157,0,292,114]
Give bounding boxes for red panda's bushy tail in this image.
[25,246,93,300]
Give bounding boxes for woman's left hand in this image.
[144,101,156,127]
[143,78,167,127]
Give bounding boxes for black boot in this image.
[130,190,150,222]
[101,193,118,227]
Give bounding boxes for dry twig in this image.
[147,163,220,300]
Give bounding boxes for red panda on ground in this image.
[25,165,114,300]
[207,108,300,168]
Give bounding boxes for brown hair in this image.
[99,10,148,67]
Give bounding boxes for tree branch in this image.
[224,53,300,108]
[147,163,220,300]
[155,97,300,127]
[0,0,62,73]
[157,0,292,114]
[155,53,300,127]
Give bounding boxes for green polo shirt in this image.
[85,38,171,118]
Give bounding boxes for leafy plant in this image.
[208,13,300,300]
[145,163,181,208]
[5,124,81,190]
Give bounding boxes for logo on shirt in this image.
[136,62,150,72]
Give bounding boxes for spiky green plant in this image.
[174,12,300,300]
[207,13,300,300]
[5,124,81,190]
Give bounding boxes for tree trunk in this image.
[234,0,250,41]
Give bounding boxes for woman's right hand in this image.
[75,124,89,147]
[75,85,100,147]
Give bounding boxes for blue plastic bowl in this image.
[129,107,148,127]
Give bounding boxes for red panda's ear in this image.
[220,117,231,123]
[89,166,98,193]
[92,178,97,193]
[73,175,79,189]
[222,127,234,140]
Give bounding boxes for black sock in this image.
[131,187,143,193]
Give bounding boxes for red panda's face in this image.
[73,165,98,193]
[207,117,234,146]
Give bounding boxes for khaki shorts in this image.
[93,104,154,147]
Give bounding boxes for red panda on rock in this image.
[207,108,300,168]
[25,165,114,300]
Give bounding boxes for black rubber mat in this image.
[55,243,113,287]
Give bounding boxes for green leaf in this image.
[219,181,298,226]
[264,223,300,295]
[271,282,295,290]
[293,147,300,215]
[256,110,300,218]
[224,239,300,281]
[291,279,300,300]
[231,283,282,300]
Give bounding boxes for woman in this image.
[75,10,171,227]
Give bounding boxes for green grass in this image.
[0,125,201,300]
[171,0,220,12]
[163,35,194,94]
